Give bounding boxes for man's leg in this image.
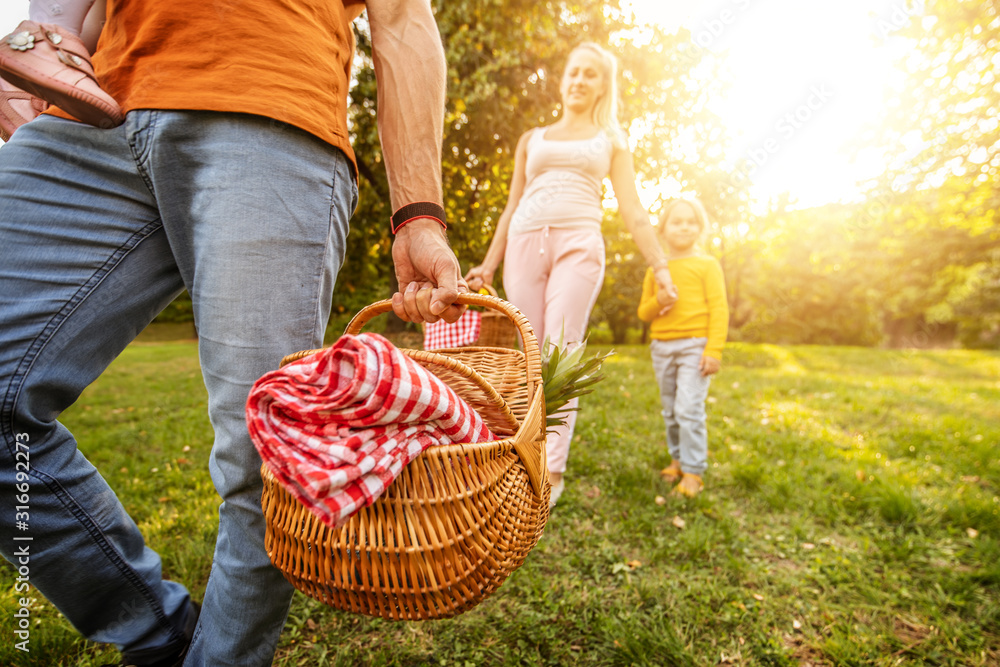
[0,116,195,661]
[131,111,356,666]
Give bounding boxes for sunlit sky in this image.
[0,0,917,208]
[625,0,918,209]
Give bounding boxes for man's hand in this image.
[699,355,721,377]
[391,218,466,323]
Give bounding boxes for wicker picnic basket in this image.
[260,292,550,620]
[473,285,519,348]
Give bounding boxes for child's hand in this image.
[699,355,720,377]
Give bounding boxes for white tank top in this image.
[508,128,614,236]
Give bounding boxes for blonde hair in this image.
[569,42,627,148]
[658,197,711,244]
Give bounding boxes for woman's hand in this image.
[464,265,494,292]
[654,266,679,314]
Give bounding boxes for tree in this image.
[868,179,1000,346]
[591,214,647,344]
[337,2,743,337]
[730,204,882,346]
[861,0,1000,346]
[874,0,1000,198]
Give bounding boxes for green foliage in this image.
[712,181,999,348]
[868,180,1000,347]
[540,334,612,430]
[726,204,883,346]
[590,0,1000,350]
[592,214,649,344]
[874,0,1000,199]
[856,0,1000,347]
[153,291,193,324]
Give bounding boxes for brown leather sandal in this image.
[659,460,683,484]
[672,473,704,498]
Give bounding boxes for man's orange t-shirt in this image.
[54,0,363,172]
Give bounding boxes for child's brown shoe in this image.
[659,460,683,484]
[1,20,124,129]
[672,473,703,498]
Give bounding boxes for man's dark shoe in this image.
[102,601,200,667]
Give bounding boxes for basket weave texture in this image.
[474,286,519,348]
[260,293,550,620]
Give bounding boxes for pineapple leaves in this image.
[539,332,613,432]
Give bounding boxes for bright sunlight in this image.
[624,0,922,209]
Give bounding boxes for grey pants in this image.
[650,338,712,475]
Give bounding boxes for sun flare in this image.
[622,0,917,208]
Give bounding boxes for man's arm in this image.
[367,0,464,322]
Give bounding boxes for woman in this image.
[465,42,677,508]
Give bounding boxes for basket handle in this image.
[345,293,541,389]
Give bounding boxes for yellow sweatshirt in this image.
[637,255,730,360]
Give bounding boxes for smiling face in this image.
[661,202,704,255]
[559,48,607,115]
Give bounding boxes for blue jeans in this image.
[650,338,712,476]
[0,112,356,665]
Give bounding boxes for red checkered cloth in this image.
[423,310,481,350]
[246,332,497,529]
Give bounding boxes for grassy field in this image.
[1,341,998,666]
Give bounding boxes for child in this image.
[0,0,121,140]
[637,197,729,498]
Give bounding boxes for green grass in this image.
[2,342,998,666]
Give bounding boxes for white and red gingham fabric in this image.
[246,332,496,529]
[422,309,481,350]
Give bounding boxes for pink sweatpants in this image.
[503,227,605,474]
